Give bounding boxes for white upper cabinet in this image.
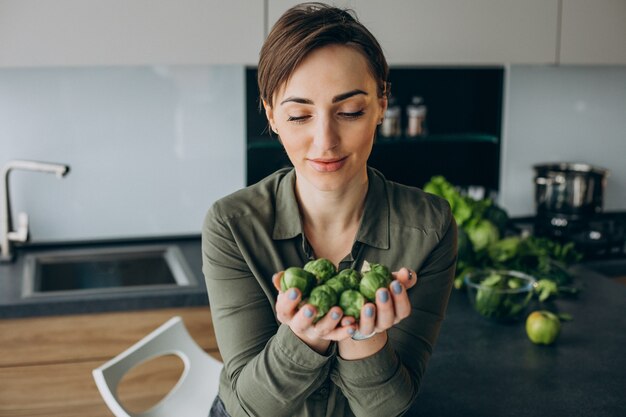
[559,0,626,65]
[0,0,264,67]
[268,0,559,65]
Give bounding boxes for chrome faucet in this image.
[1,160,70,262]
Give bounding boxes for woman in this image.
[202,3,457,417]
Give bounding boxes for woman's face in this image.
[264,44,387,192]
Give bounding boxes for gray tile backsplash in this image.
[0,66,245,242]
[2,63,624,244]
[501,66,626,217]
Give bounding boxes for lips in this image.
[307,156,348,172]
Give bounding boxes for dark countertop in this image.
[409,265,626,417]
[0,235,208,318]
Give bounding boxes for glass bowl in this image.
[464,269,536,322]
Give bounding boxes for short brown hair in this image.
[258,2,389,108]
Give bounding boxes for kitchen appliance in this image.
[510,212,626,261]
[506,162,624,260]
[523,162,623,260]
[533,162,609,217]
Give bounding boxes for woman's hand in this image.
[338,267,418,360]
[356,267,418,338]
[272,272,357,354]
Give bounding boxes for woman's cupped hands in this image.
[272,268,418,348]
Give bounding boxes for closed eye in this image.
[339,110,365,119]
[287,115,310,124]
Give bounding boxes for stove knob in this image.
[588,230,602,240]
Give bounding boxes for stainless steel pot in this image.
[533,162,609,217]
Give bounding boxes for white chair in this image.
[93,316,223,417]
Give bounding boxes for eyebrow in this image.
[280,89,368,106]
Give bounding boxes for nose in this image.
[312,116,339,151]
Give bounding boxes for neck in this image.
[294,170,369,263]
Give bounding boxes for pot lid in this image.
[533,162,609,177]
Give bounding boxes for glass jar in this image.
[406,96,427,137]
[379,97,401,138]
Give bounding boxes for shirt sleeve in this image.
[331,207,458,417]
[202,205,335,417]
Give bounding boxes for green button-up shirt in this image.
[202,167,457,417]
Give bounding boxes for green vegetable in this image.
[307,285,338,322]
[339,289,366,319]
[526,310,561,345]
[359,271,390,301]
[483,204,509,237]
[282,259,393,321]
[423,175,472,226]
[336,269,362,288]
[304,258,336,284]
[465,218,500,252]
[487,236,521,264]
[423,175,582,297]
[281,267,317,298]
[362,262,391,282]
[325,269,361,295]
[534,279,558,302]
[471,272,533,320]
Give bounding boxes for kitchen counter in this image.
[0,235,208,318]
[2,237,625,416]
[409,265,626,417]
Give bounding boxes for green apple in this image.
[525,310,561,345]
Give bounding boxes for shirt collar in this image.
[273,169,303,240]
[272,167,390,250]
[356,167,390,250]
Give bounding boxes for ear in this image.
[378,95,388,121]
[263,99,277,133]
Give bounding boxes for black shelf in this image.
[246,67,504,191]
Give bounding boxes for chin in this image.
[297,166,362,192]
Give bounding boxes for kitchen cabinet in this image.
[267,0,560,65]
[0,0,264,67]
[559,0,626,65]
[0,306,218,416]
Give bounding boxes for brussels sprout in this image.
[361,261,392,283]
[359,271,389,301]
[325,269,361,294]
[308,285,338,322]
[280,267,317,298]
[325,277,346,295]
[304,258,336,284]
[336,268,362,289]
[339,289,366,319]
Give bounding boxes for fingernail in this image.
[331,311,340,320]
[365,306,374,317]
[378,290,389,303]
[288,289,298,300]
[392,281,402,294]
[304,308,314,318]
[347,328,355,335]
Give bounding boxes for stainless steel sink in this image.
[21,245,196,298]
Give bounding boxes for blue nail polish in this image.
[347,328,355,335]
[288,289,298,300]
[304,308,314,318]
[331,311,340,320]
[378,290,389,303]
[365,306,374,317]
[392,281,402,294]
